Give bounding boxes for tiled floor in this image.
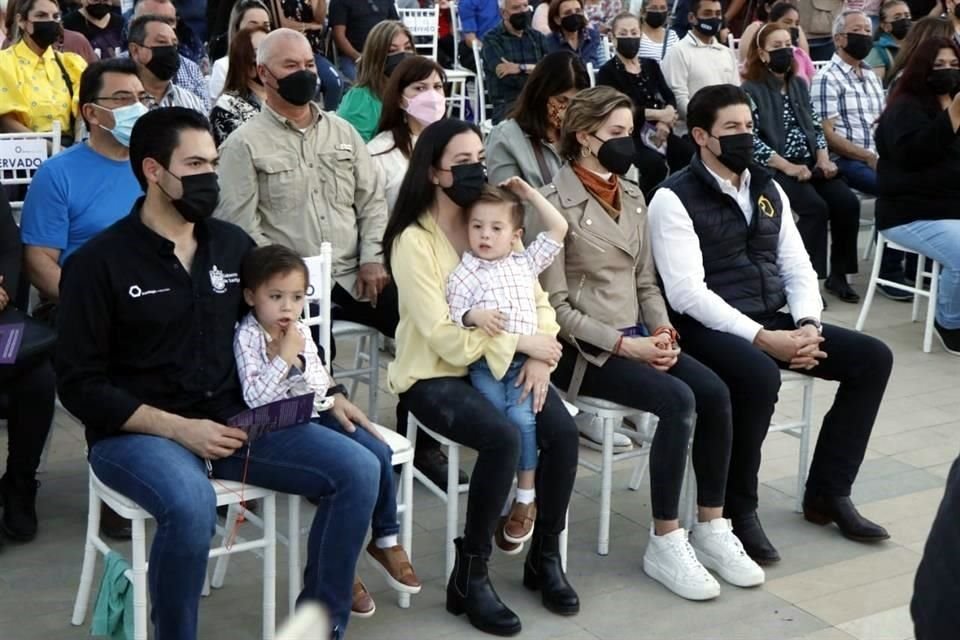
[1,233,957,639]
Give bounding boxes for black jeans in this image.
[552,345,732,520]
[0,354,56,477]
[774,172,861,279]
[401,377,579,559]
[673,312,893,516]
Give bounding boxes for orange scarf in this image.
[572,162,621,217]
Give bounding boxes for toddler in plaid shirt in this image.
[235,245,421,604]
[445,179,568,546]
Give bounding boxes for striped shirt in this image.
[638,29,679,62]
[810,53,885,154]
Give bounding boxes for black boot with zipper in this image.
[446,537,521,636]
[523,531,580,615]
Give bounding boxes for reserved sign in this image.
[0,137,47,171]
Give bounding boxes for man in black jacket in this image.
[648,84,893,565]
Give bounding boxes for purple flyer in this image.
[228,393,315,441]
[0,323,24,364]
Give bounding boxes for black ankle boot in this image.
[446,537,522,636]
[0,472,39,542]
[523,532,580,616]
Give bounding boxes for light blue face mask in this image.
[96,101,149,147]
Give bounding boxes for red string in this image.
[212,444,253,551]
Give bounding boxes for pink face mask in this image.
[403,89,446,125]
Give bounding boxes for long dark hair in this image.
[222,25,268,97]
[375,56,447,159]
[382,118,482,272]
[508,51,590,144]
[888,37,960,112]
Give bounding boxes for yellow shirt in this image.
[387,213,560,394]
[0,40,86,134]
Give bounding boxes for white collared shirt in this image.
[647,164,822,343]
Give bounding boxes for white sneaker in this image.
[690,518,766,588]
[643,526,721,601]
[576,415,633,452]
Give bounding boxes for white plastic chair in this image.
[445,2,478,120]
[399,7,440,60]
[471,39,493,137]
[214,243,416,612]
[407,405,572,581]
[586,62,597,87]
[769,371,816,513]
[811,60,830,75]
[855,234,942,353]
[71,469,278,640]
[0,122,61,214]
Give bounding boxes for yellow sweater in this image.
[388,213,560,394]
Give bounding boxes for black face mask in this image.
[766,47,793,74]
[508,10,530,31]
[384,52,409,78]
[591,134,635,175]
[86,3,112,19]
[927,68,960,97]
[694,17,722,37]
[789,26,800,46]
[616,36,641,59]
[443,162,487,207]
[560,13,587,32]
[161,171,221,223]
[842,33,873,61]
[889,18,911,40]
[644,11,667,28]
[710,132,754,174]
[29,20,61,49]
[272,68,318,106]
[144,45,180,81]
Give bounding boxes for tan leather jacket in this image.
[532,164,671,371]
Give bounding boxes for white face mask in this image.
[95,101,149,147]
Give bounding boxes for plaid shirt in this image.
[481,23,548,122]
[118,50,210,111]
[811,54,884,154]
[234,312,334,415]
[446,233,562,336]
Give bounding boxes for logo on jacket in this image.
[757,194,776,218]
[209,265,240,294]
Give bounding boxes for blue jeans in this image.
[469,356,538,472]
[884,220,960,329]
[315,54,343,111]
[313,411,399,538]
[89,424,379,639]
[338,56,357,82]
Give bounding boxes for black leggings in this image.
[401,377,579,559]
[773,172,860,279]
[0,354,55,477]
[553,346,732,520]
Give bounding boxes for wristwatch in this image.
[520,63,527,73]
[326,383,349,399]
[797,318,823,334]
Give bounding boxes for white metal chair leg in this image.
[912,255,925,323]
[445,443,460,580]
[795,379,815,513]
[923,260,941,354]
[559,510,569,572]
[288,494,302,615]
[71,481,101,626]
[262,494,278,640]
[211,504,237,589]
[855,235,885,332]
[131,517,148,640]
[398,454,414,609]
[598,416,615,556]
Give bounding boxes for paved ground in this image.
[1,227,957,640]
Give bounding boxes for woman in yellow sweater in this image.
[383,118,580,637]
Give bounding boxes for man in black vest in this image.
[648,84,892,565]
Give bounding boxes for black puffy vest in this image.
[659,155,787,319]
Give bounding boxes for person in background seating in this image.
[742,21,862,305]
[62,0,123,58]
[886,15,952,87]
[338,21,414,142]
[875,37,960,355]
[369,55,448,212]
[459,0,501,70]
[796,0,844,60]
[127,15,205,112]
[207,0,270,99]
[269,0,343,110]
[482,0,548,123]
[209,26,267,146]
[866,0,912,85]
[544,0,604,68]
[0,0,86,138]
[741,1,816,86]
[648,83,892,567]
[636,0,679,63]
[329,0,400,81]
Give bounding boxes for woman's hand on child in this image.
[330,393,386,442]
[516,334,562,366]
[465,308,507,336]
[515,358,552,413]
[498,176,536,201]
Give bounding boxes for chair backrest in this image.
[471,39,491,132]
[451,1,463,69]
[586,62,597,87]
[398,7,440,60]
[812,60,829,75]
[731,37,740,52]
[602,37,614,63]
[302,242,333,369]
[0,122,62,212]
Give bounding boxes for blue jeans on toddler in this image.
[313,410,400,539]
[469,355,538,472]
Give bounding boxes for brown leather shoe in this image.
[495,516,524,555]
[352,577,375,618]
[365,541,422,594]
[503,500,536,544]
[101,504,132,540]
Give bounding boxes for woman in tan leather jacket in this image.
[534,86,765,601]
